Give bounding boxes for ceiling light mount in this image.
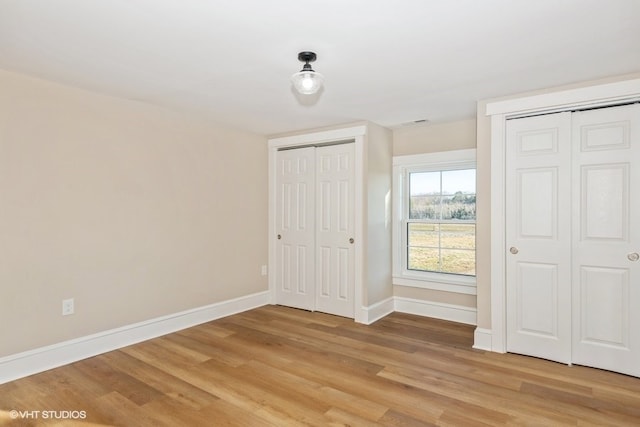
[298,51,317,66]
[291,51,324,95]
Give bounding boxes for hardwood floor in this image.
[1,305,640,426]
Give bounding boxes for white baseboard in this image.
[361,297,395,325]
[0,291,270,385]
[394,297,477,325]
[472,327,493,351]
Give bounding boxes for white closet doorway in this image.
[274,142,356,318]
[505,103,640,377]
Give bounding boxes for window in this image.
[393,149,476,293]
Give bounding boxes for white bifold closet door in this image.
[505,112,573,364]
[506,104,640,377]
[571,105,640,376]
[274,143,355,318]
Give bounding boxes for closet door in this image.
[275,147,316,311]
[274,144,356,317]
[505,112,572,364]
[315,143,355,318]
[571,104,640,377]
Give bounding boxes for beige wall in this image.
[475,71,640,330]
[365,123,393,305]
[393,119,476,156]
[475,105,492,327]
[0,70,268,357]
[394,286,476,307]
[392,119,478,309]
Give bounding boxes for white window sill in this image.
[393,273,477,295]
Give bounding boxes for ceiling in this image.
[1,0,639,136]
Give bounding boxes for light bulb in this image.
[302,75,314,90]
[291,70,324,95]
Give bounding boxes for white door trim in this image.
[486,78,640,353]
[268,126,367,322]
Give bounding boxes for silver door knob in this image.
[628,252,639,262]
[349,238,354,244]
[277,234,282,240]
[510,247,519,255]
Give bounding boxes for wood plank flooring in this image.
[1,305,640,426]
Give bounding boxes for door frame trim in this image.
[486,78,640,353]
[268,126,366,322]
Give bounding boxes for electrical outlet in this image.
[261,265,268,276]
[62,298,74,316]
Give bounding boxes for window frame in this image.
[392,149,477,295]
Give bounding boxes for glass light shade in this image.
[291,70,324,95]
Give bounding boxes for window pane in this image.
[408,247,439,272]
[408,223,439,247]
[440,224,475,249]
[404,167,476,277]
[409,172,440,219]
[440,249,476,276]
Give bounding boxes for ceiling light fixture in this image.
[291,51,324,95]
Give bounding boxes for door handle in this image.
[628,252,639,262]
[349,238,354,244]
[277,234,282,240]
[510,247,519,255]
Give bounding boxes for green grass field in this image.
[407,223,475,276]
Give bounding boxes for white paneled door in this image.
[315,144,355,318]
[505,104,640,377]
[275,147,316,311]
[571,104,640,377]
[506,112,573,364]
[275,143,355,318]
